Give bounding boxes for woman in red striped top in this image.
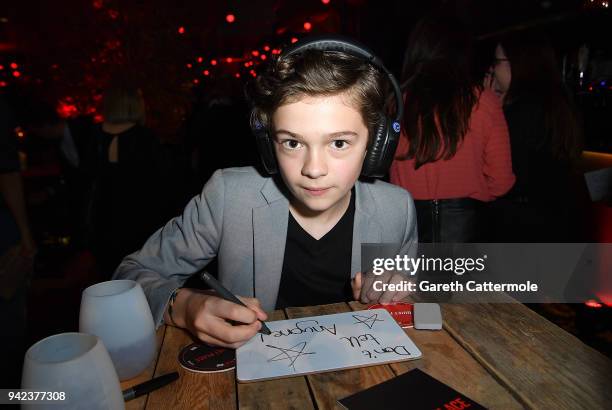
[390,14,515,242]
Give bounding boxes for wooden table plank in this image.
[348,301,523,409]
[121,326,167,410]
[285,303,396,409]
[237,309,315,410]
[443,302,612,409]
[145,325,236,410]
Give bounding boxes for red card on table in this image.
[367,302,414,328]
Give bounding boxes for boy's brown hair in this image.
[246,49,388,144]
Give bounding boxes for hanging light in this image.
[226,14,235,23]
[303,22,312,31]
[178,26,185,34]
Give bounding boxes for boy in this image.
[113,37,417,348]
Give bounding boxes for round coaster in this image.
[178,342,236,373]
[368,302,414,328]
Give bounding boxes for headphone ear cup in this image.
[254,129,278,174]
[362,115,389,177]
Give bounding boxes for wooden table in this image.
[121,301,612,409]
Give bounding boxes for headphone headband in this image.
[281,35,404,122]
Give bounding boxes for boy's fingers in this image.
[203,315,261,345]
[195,329,248,349]
[210,298,258,324]
[392,291,408,302]
[351,272,362,300]
[380,273,407,303]
[365,272,386,302]
[239,296,269,321]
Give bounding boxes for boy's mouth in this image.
[303,187,330,196]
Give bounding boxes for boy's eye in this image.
[331,140,349,150]
[281,140,302,150]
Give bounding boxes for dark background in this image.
[1,0,610,150]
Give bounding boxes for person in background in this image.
[25,107,93,248]
[390,14,515,242]
[87,84,170,277]
[0,95,36,387]
[486,31,583,242]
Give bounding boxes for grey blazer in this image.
[113,167,417,327]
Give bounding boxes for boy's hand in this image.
[171,288,268,349]
[351,271,410,304]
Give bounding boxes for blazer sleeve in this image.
[398,189,419,271]
[112,169,226,327]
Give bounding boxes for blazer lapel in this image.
[252,178,290,311]
[351,181,382,276]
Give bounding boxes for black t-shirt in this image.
[275,190,355,309]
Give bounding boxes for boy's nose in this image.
[301,149,327,179]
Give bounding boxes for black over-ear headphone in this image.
[251,35,404,178]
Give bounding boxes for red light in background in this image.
[585,300,603,309]
[304,22,312,31]
[251,50,259,57]
[56,100,78,119]
[322,0,331,4]
[272,49,281,55]
[226,14,235,23]
[203,70,210,76]
[94,114,103,123]
[244,62,249,67]
[197,56,203,63]
[260,54,267,60]
[10,62,18,69]
[15,127,25,139]
[211,59,217,66]
[263,45,270,51]
[235,73,240,78]
[0,65,4,70]
[193,78,199,84]
[186,63,192,69]
[0,81,7,87]
[178,26,185,34]
[291,37,298,44]
[12,70,21,78]
[250,70,257,77]
[226,57,233,63]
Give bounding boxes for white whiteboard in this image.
[236,309,422,382]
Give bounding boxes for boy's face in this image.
[272,93,369,216]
